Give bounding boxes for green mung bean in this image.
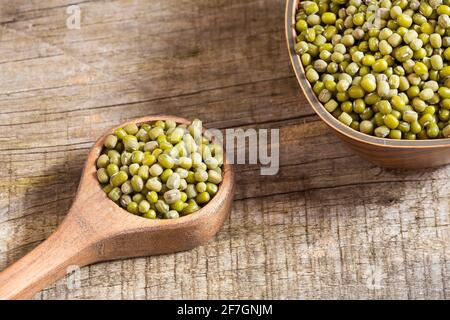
[97,168,109,184]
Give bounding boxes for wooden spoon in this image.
[0,115,234,300]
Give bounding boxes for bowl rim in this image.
[285,0,450,149]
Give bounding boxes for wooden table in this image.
[0,0,449,300]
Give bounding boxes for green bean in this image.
[208,170,223,184]
[124,124,139,135]
[155,200,169,214]
[97,154,110,169]
[138,165,149,180]
[384,114,400,129]
[146,190,158,203]
[196,182,207,193]
[196,192,211,205]
[194,170,208,182]
[146,177,162,192]
[110,171,128,187]
[166,173,181,190]
[102,184,114,194]
[164,210,180,219]
[375,126,390,138]
[443,125,450,137]
[186,184,198,199]
[123,135,140,151]
[164,189,181,204]
[160,169,173,183]
[106,164,119,177]
[97,168,109,184]
[206,183,218,196]
[131,175,144,192]
[136,129,150,142]
[120,195,132,208]
[104,135,118,149]
[182,200,200,215]
[127,202,139,215]
[138,200,151,214]
[121,181,133,195]
[143,210,157,219]
[108,187,122,202]
[158,154,175,169]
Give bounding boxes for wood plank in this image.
[0,0,295,106]
[1,118,449,299]
[32,186,450,299]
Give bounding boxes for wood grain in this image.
[0,115,234,300]
[0,0,449,300]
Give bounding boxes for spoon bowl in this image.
[0,115,234,300]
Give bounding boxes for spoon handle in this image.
[0,208,99,300]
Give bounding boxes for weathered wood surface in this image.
[0,0,449,300]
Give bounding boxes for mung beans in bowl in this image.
[286,0,450,168]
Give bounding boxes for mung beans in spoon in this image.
[96,119,224,219]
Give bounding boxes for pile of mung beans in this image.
[295,0,450,139]
[96,119,224,219]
